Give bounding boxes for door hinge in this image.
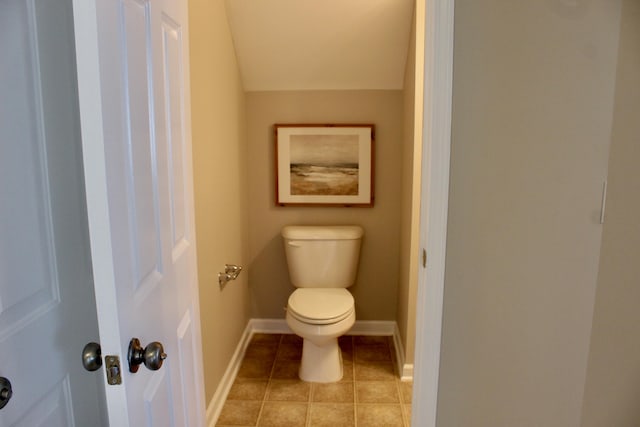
[105,355,122,385]
[600,180,607,225]
[422,249,427,268]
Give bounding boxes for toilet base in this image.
[299,338,343,383]
[286,308,355,383]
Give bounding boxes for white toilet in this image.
[282,225,363,383]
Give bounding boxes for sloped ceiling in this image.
[224,0,415,91]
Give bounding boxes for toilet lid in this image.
[287,288,354,325]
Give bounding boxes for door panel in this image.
[0,0,59,326]
[12,378,73,427]
[160,15,188,254]
[176,310,199,427]
[0,0,105,425]
[143,369,174,427]
[121,0,164,293]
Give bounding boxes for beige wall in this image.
[245,91,403,320]
[189,0,251,403]
[397,1,423,366]
[438,1,621,425]
[580,0,640,424]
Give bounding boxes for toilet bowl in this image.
[286,288,356,382]
[281,225,363,383]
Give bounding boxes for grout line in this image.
[254,334,282,427]
[396,377,408,427]
[351,336,358,427]
[305,382,312,427]
[305,358,313,427]
[254,389,266,426]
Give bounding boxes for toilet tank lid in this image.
[281,225,363,240]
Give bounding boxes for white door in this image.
[0,0,106,425]
[72,0,206,425]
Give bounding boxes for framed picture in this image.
[275,124,375,207]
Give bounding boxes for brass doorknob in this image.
[82,342,102,372]
[127,338,167,373]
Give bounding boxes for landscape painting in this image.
[289,134,359,196]
[275,124,374,206]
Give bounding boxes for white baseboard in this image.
[249,318,293,334]
[249,318,398,336]
[205,322,254,427]
[392,323,414,381]
[348,320,396,336]
[205,318,413,426]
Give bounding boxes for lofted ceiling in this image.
[224,0,415,91]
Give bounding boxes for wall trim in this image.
[348,320,396,336]
[413,0,455,425]
[393,323,414,381]
[250,318,293,334]
[205,321,254,427]
[206,318,412,426]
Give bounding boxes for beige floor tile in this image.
[266,380,310,402]
[245,342,278,360]
[237,358,274,379]
[353,336,389,346]
[258,401,307,427]
[227,379,268,401]
[339,361,354,382]
[341,347,354,362]
[281,334,303,345]
[338,335,353,347]
[312,382,354,403]
[355,344,392,362]
[217,335,408,427]
[272,359,300,380]
[309,403,355,427]
[399,381,413,404]
[276,342,303,360]
[356,404,404,427]
[388,341,398,363]
[338,336,354,361]
[403,403,412,425]
[216,400,261,426]
[354,361,396,381]
[356,381,400,403]
[251,333,282,345]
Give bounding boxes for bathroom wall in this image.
[397,2,424,367]
[580,0,640,424]
[438,0,622,425]
[188,0,251,404]
[245,90,404,321]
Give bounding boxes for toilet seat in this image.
[287,288,354,325]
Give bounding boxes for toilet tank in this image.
[282,225,364,288]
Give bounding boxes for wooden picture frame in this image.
[275,124,375,207]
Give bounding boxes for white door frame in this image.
[71,0,454,423]
[70,0,131,423]
[412,0,454,426]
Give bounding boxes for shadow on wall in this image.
[249,234,294,318]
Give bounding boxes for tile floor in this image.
[216,333,413,427]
